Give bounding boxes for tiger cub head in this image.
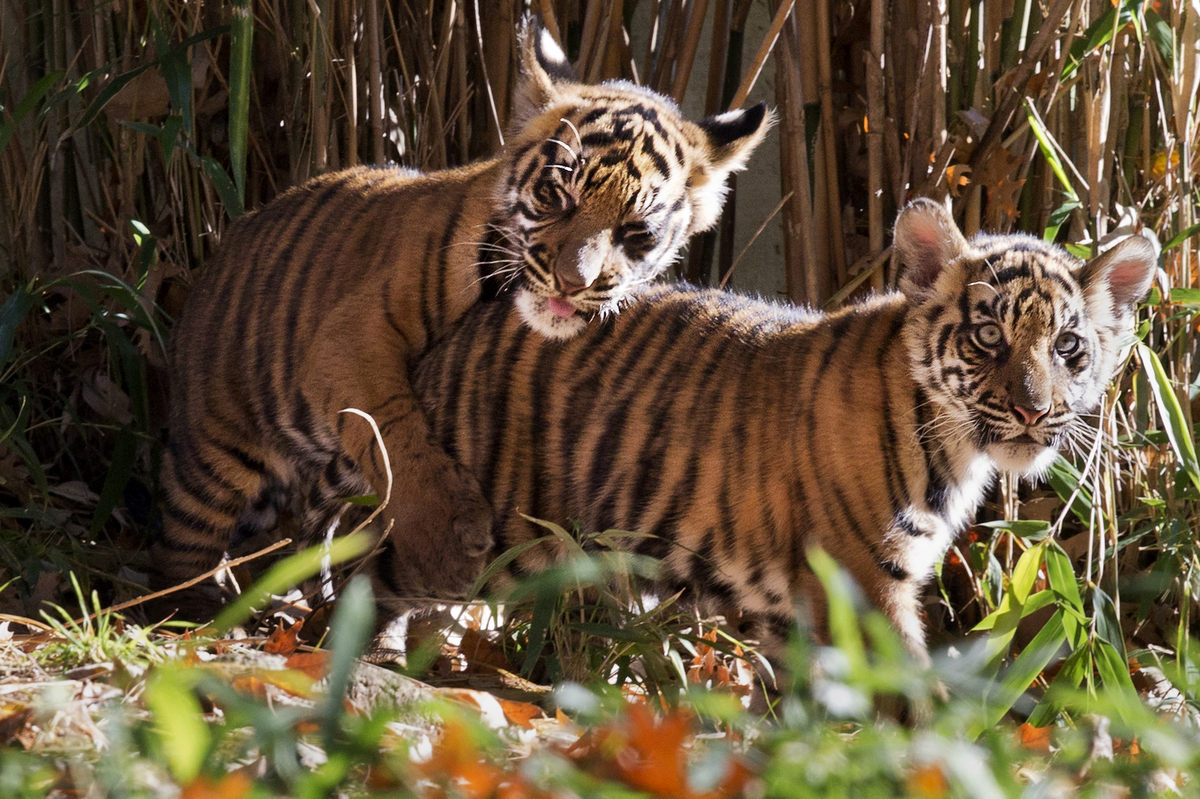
[499,21,772,339]
[894,198,1157,476]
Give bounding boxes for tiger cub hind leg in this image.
[150,431,278,621]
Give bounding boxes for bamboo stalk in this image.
[365,0,385,164]
[729,0,794,110]
[342,0,357,167]
[777,9,819,304]
[865,0,885,292]
[814,0,846,284]
[669,0,709,104]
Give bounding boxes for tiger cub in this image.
[413,199,1156,663]
[155,21,769,616]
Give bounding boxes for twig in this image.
[84,538,295,623]
[0,613,54,632]
[720,191,792,288]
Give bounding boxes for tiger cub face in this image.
[895,199,1157,476]
[500,24,771,339]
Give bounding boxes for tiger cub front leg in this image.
[307,335,493,601]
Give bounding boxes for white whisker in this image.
[560,117,584,155]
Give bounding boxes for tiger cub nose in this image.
[1012,404,1049,426]
[554,271,589,295]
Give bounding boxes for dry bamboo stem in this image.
[815,0,846,283]
[537,0,563,44]
[729,0,794,110]
[967,0,1074,175]
[344,0,358,167]
[366,0,385,164]
[777,11,818,303]
[704,0,731,114]
[670,0,710,103]
[577,0,606,78]
[866,0,885,292]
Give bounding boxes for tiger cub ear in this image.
[894,197,969,302]
[1077,234,1158,320]
[512,18,576,124]
[688,102,773,231]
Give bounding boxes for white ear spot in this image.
[538,28,569,74]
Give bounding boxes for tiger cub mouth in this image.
[515,287,589,340]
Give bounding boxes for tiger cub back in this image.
[414,199,1156,662]
[154,21,770,619]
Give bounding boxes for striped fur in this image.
[413,200,1156,662]
[153,21,769,618]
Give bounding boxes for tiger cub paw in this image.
[385,457,494,597]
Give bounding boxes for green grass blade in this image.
[212,532,373,633]
[144,667,209,784]
[1136,343,1200,494]
[321,575,374,749]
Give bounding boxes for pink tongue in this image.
[548,297,577,318]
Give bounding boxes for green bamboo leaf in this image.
[468,535,552,599]
[976,609,1067,735]
[1094,638,1137,705]
[1026,645,1089,727]
[978,542,1045,665]
[972,589,1055,631]
[212,532,373,633]
[1136,343,1200,494]
[566,621,646,642]
[1163,223,1200,252]
[1143,9,1175,68]
[1043,541,1084,617]
[1091,585,1126,661]
[1169,286,1200,306]
[74,62,156,132]
[1025,101,1080,202]
[980,519,1051,541]
[0,71,64,154]
[1046,455,1095,525]
[228,0,254,201]
[201,156,244,219]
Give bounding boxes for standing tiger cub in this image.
[413,199,1156,663]
[155,21,769,617]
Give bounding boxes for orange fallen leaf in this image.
[180,771,252,799]
[497,698,544,729]
[905,763,950,798]
[264,620,304,656]
[1015,722,1052,753]
[285,651,330,681]
[460,628,511,673]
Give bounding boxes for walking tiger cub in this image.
[413,199,1156,663]
[154,21,769,616]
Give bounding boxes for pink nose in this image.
[554,272,588,295]
[1013,404,1049,426]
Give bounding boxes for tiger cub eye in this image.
[974,322,1003,347]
